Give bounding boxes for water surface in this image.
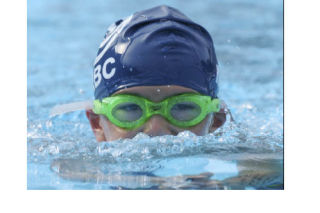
[27,0,283,189]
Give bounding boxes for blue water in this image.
[27,0,283,189]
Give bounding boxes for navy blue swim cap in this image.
[93,5,218,99]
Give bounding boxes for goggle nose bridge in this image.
[146,101,167,116]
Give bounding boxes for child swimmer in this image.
[52,5,228,142]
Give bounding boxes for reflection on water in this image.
[49,154,283,190]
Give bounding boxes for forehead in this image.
[113,85,199,101]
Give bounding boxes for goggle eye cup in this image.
[111,102,143,122]
[169,101,202,122]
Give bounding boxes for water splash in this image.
[28,113,283,164]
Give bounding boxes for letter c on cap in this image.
[102,57,116,79]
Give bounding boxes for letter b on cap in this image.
[93,65,102,88]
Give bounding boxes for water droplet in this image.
[260,125,266,130]
[242,103,253,110]
[163,55,167,59]
[46,120,52,128]
[79,89,84,94]
[129,67,133,72]
[167,85,171,88]
[156,88,161,93]
[38,146,44,152]
[227,39,231,43]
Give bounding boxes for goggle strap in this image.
[50,100,93,117]
[208,98,220,113]
[93,100,107,115]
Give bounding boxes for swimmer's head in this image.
[87,5,225,142]
[93,5,218,100]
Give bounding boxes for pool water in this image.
[27,0,283,189]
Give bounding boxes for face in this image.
[86,85,226,142]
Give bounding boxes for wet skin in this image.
[86,85,226,142]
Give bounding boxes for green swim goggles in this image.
[93,93,220,129]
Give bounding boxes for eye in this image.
[170,102,201,121]
[112,102,143,122]
[117,103,140,111]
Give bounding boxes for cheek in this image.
[187,114,213,136]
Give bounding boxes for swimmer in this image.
[51,5,228,142]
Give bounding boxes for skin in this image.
[86,85,226,142]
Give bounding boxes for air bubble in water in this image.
[46,120,52,128]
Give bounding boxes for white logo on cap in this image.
[93,15,133,89]
[94,15,133,66]
[93,57,116,88]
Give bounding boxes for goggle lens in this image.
[112,101,202,123]
[170,101,201,121]
[111,102,143,122]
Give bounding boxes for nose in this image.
[143,115,172,137]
